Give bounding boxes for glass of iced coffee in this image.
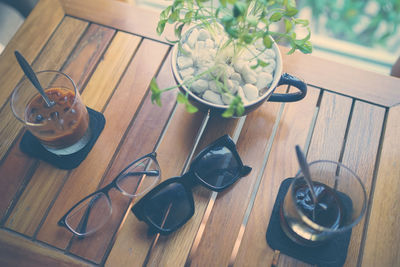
[11,70,90,155]
[280,160,367,246]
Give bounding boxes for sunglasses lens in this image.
[193,145,240,188]
[65,192,112,236]
[116,156,160,196]
[145,182,192,231]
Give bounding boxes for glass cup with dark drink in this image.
[280,160,367,246]
[11,70,90,155]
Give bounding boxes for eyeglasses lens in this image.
[145,183,192,231]
[193,146,240,188]
[65,192,112,236]
[116,156,160,196]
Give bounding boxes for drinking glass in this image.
[11,70,90,155]
[280,160,367,246]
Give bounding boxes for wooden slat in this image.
[82,31,141,110]
[0,229,89,267]
[185,86,294,266]
[281,46,400,108]
[36,39,169,249]
[4,29,135,237]
[234,90,348,266]
[0,0,64,110]
[307,91,353,162]
[340,101,385,267]
[361,106,400,267]
[0,17,88,161]
[61,23,115,91]
[0,23,115,221]
[67,52,177,263]
[60,0,175,44]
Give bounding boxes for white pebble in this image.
[208,80,219,93]
[179,67,195,79]
[230,72,242,83]
[181,44,192,55]
[205,39,215,48]
[221,93,234,105]
[198,29,211,41]
[203,90,224,105]
[243,84,259,101]
[241,65,257,84]
[225,79,238,94]
[190,79,208,94]
[233,60,246,73]
[196,41,206,50]
[187,29,199,48]
[237,86,249,104]
[256,72,273,90]
[264,49,276,59]
[177,56,193,70]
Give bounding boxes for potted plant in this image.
[151,0,312,117]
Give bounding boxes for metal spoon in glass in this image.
[14,51,55,108]
[295,145,327,221]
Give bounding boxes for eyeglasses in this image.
[58,152,161,236]
[131,135,252,235]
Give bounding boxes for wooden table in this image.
[1,0,400,266]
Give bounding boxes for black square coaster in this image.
[266,178,352,267]
[20,107,105,170]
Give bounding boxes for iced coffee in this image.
[12,70,91,155]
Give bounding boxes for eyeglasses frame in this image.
[58,152,160,236]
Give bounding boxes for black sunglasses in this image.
[58,152,161,236]
[131,134,252,235]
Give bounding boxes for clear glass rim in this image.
[116,157,161,197]
[291,159,367,233]
[65,192,112,236]
[11,70,78,126]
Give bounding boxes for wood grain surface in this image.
[0,229,90,267]
[361,105,400,267]
[0,0,399,266]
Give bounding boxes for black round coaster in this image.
[20,107,105,170]
[266,178,352,267]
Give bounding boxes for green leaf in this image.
[298,40,312,54]
[294,19,309,26]
[174,23,184,39]
[219,0,227,7]
[168,9,180,23]
[263,36,273,48]
[270,12,283,22]
[233,2,247,18]
[185,102,198,113]
[222,96,244,117]
[285,7,298,17]
[150,78,162,106]
[243,34,253,44]
[177,92,198,113]
[157,20,167,35]
[222,107,234,118]
[284,18,292,33]
[160,6,172,20]
[247,15,258,27]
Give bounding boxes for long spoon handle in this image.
[295,145,318,205]
[14,51,54,107]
